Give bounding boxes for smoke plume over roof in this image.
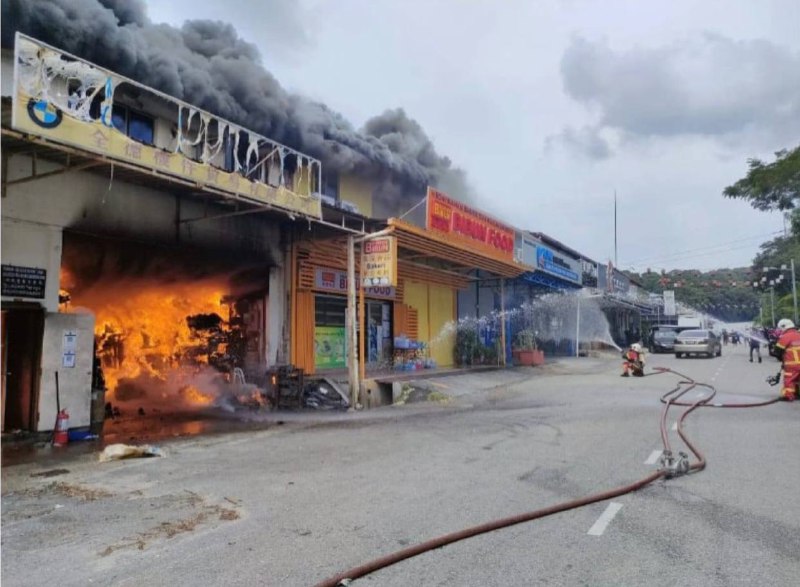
[1,0,473,205]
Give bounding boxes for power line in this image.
[623,231,783,267]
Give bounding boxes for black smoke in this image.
[1,0,475,208]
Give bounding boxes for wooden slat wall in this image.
[398,262,468,290]
[393,303,419,339]
[393,303,408,337]
[297,236,468,292]
[297,236,349,291]
[292,290,315,375]
[407,307,419,340]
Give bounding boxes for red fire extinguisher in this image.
[52,371,69,446]
[53,409,69,446]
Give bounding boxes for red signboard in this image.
[426,187,515,260]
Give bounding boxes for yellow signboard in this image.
[11,34,322,219]
[361,237,397,288]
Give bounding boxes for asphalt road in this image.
[2,344,798,586]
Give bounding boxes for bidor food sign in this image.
[361,237,397,287]
[426,187,515,260]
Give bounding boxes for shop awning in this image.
[387,218,531,279]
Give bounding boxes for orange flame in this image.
[180,385,215,406]
[61,273,229,404]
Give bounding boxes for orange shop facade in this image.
[289,189,528,376]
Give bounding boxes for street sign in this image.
[663,290,676,316]
[361,236,397,288]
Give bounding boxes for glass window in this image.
[111,105,126,133]
[315,296,347,327]
[128,111,154,145]
[679,330,707,337]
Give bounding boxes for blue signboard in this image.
[535,245,581,284]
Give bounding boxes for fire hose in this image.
[313,367,783,587]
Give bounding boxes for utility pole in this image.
[791,258,798,324]
[346,227,393,409]
[614,190,618,268]
[575,294,581,357]
[347,236,358,407]
[770,285,776,327]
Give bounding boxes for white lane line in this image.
[644,450,662,465]
[588,502,624,536]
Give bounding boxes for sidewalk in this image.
[1,356,619,468]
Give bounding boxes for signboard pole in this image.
[575,296,581,358]
[359,277,366,392]
[347,236,359,407]
[346,227,394,409]
[500,279,507,366]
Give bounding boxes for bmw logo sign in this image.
[27,99,63,129]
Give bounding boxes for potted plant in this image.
[513,329,544,366]
[455,326,480,366]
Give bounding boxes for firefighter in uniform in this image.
[773,318,800,401]
[621,343,645,377]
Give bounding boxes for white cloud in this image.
[557,33,800,150]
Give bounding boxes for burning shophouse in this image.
[1,34,323,433]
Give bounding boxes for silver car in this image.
[674,329,722,358]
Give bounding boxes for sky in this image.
[143,0,800,272]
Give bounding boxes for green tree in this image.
[627,268,760,322]
[723,146,800,214]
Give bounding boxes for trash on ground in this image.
[302,380,350,410]
[68,429,99,442]
[30,468,70,478]
[99,443,164,462]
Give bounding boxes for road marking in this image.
[672,422,678,431]
[588,502,623,536]
[644,450,662,465]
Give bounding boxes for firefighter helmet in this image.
[631,343,643,352]
[777,319,795,330]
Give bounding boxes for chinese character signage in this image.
[426,187,515,261]
[535,245,581,284]
[62,330,77,368]
[1,264,46,299]
[11,34,322,219]
[314,268,395,299]
[361,237,397,288]
[606,261,630,294]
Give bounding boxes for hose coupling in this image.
[659,450,690,478]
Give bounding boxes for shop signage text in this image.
[1,264,47,299]
[535,246,581,284]
[606,261,630,294]
[12,35,322,219]
[361,236,397,287]
[315,268,395,299]
[426,187,515,260]
[581,259,598,287]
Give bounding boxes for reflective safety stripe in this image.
[783,347,800,366]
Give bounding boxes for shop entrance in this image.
[312,295,393,371]
[60,233,273,414]
[2,306,45,432]
[366,300,392,366]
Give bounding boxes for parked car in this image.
[650,329,678,353]
[674,329,722,358]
